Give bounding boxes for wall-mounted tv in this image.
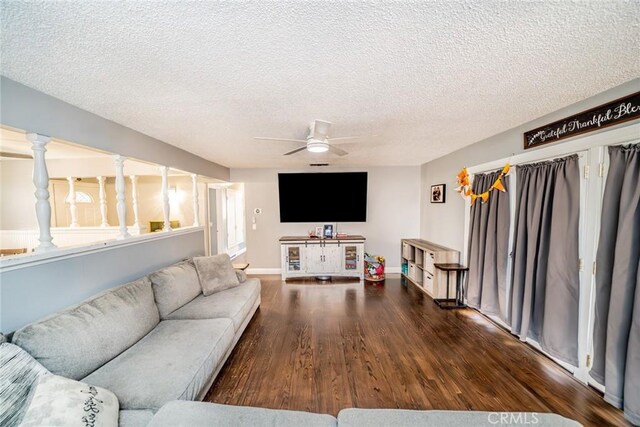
[278,172,368,222]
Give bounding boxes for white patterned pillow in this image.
[20,375,119,427]
[0,343,50,427]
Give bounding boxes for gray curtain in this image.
[466,171,510,319]
[590,143,640,426]
[509,154,580,366]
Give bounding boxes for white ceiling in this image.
[1,1,639,168]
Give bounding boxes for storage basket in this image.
[364,253,385,282]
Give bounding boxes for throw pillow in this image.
[149,260,202,318]
[0,334,6,344]
[193,254,240,296]
[20,375,119,427]
[0,343,50,427]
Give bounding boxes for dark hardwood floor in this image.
[205,275,627,426]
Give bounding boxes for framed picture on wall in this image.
[430,184,446,203]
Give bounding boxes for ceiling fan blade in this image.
[313,120,332,138]
[329,136,364,142]
[327,145,348,156]
[254,137,308,143]
[0,151,33,159]
[283,146,308,156]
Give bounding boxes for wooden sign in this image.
[524,91,640,149]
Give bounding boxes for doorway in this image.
[208,187,218,255]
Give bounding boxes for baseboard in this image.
[247,267,401,275]
[247,268,281,275]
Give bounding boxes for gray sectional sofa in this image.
[10,256,262,426]
[6,256,581,427]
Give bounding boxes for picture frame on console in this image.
[315,226,323,238]
[323,224,334,238]
[431,184,446,203]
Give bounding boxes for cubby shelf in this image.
[401,238,460,299]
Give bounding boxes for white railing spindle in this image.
[114,155,130,239]
[27,133,57,251]
[97,176,109,227]
[130,175,141,231]
[66,176,79,227]
[191,174,200,227]
[160,166,172,231]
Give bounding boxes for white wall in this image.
[0,159,36,229]
[231,166,420,270]
[420,78,640,253]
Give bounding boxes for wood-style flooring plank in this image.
[205,275,628,426]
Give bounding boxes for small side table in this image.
[433,263,468,309]
[233,263,250,271]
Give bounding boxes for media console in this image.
[280,235,365,280]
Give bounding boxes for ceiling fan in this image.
[254,120,363,156]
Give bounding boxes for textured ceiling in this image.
[1,1,639,168]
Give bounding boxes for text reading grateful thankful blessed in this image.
[524,91,640,149]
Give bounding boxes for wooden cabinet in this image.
[401,239,459,298]
[280,236,365,280]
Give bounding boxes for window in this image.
[65,191,93,204]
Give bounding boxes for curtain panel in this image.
[590,143,640,425]
[509,154,580,366]
[465,171,510,320]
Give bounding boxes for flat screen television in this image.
[278,172,367,222]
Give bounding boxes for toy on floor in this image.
[364,253,385,282]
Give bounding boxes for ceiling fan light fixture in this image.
[307,140,329,153]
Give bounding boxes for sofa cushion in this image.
[164,278,260,332]
[12,277,159,381]
[20,374,119,427]
[193,254,239,296]
[82,319,234,411]
[148,401,338,427]
[149,260,202,318]
[119,410,154,427]
[336,409,581,427]
[0,343,50,427]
